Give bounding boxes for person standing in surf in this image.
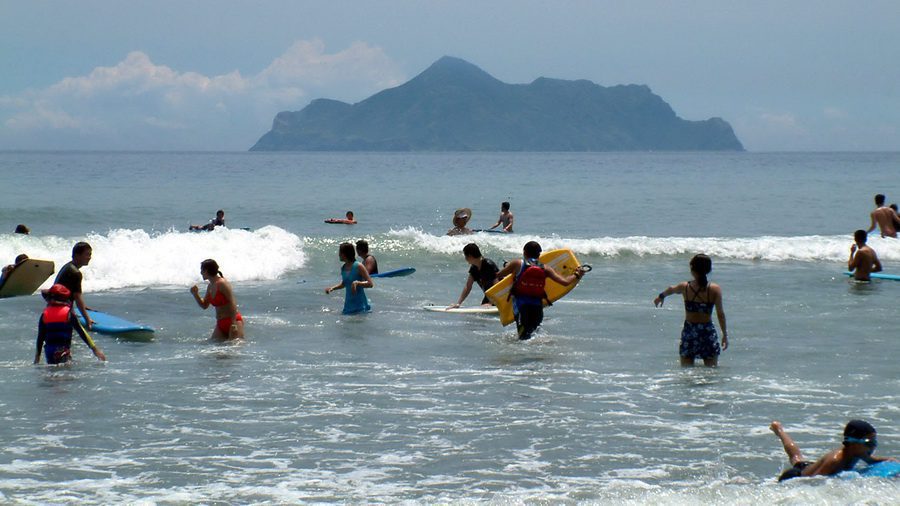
[653,254,728,367]
[54,242,94,330]
[848,229,882,281]
[867,194,899,238]
[449,243,500,308]
[489,201,514,233]
[355,240,379,275]
[495,241,586,340]
[325,242,374,314]
[34,284,106,364]
[190,259,244,339]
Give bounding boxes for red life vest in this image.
[42,304,74,346]
[512,260,548,300]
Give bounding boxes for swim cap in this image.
[844,419,876,439]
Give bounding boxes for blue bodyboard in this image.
[843,272,900,281]
[77,309,155,336]
[371,267,416,278]
[859,461,900,478]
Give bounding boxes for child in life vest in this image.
[34,284,106,364]
[495,241,587,340]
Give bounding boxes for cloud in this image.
[0,39,405,150]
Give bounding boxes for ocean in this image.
[0,151,898,504]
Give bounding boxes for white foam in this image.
[0,226,305,292]
[386,228,900,263]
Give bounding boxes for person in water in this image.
[848,229,882,281]
[54,242,94,330]
[867,194,898,238]
[14,224,29,234]
[653,254,728,367]
[325,242,374,314]
[447,208,473,236]
[34,284,106,364]
[190,209,226,231]
[190,259,244,339]
[489,201,514,233]
[0,253,29,288]
[356,240,379,275]
[449,243,500,308]
[770,420,896,481]
[495,241,586,340]
[325,211,357,224]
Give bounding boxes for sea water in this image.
[0,151,898,504]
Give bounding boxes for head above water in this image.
[346,211,354,220]
[523,241,542,260]
[854,229,868,244]
[14,254,29,264]
[462,243,482,260]
[200,259,223,279]
[71,242,92,266]
[355,240,369,256]
[844,419,876,439]
[875,194,886,206]
[690,254,712,288]
[14,224,29,234]
[216,210,225,218]
[501,201,510,212]
[891,204,898,212]
[47,283,71,303]
[339,242,355,262]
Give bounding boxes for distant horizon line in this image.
[2,149,899,155]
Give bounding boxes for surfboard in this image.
[472,229,509,234]
[77,309,154,340]
[843,271,900,281]
[485,249,584,326]
[0,259,55,298]
[371,267,416,278]
[422,304,499,315]
[858,461,900,478]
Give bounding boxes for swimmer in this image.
[449,243,500,308]
[489,201,514,233]
[447,208,473,236]
[867,194,897,238]
[190,209,226,231]
[355,240,379,275]
[0,253,29,288]
[325,211,357,225]
[190,259,244,340]
[34,284,106,364]
[770,420,896,481]
[14,224,29,234]
[848,229,882,281]
[653,254,728,367]
[495,241,586,340]
[325,242,373,314]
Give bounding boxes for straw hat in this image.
[453,208,472,226]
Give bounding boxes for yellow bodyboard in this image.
[485,249,582,326]
[0,259,55,298]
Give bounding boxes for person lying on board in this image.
[771,420,896,481]
[190,209,226,231]
[325,211,357,224]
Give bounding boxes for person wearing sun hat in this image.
[447,208,473,236]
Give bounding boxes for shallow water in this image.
[0,151,898,503]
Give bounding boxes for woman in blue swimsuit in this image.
[653,254,728,367]
[325,242,374,315]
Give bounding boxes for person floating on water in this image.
[867,194,899,238]
[848,229,882,281]
[325,211,357,225]
[653,254,728,367]
[489,201,514,233]
[355,240,379,275]
[14,224,29,234]
[447,208,473,236]
[770,420,896,481]
[190,259,244,340]
[34,284,106,364]
[495,241,586,340]
[190,209,226,231]
[0,253,29,289]
[449,243,500,308]
[325,242,373,314]
[54,242,94,330]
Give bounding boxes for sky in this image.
[1,0,898,151]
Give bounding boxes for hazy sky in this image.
[2,0,898,151]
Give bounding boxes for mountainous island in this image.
[250,56,743,151]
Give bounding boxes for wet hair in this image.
[854,229,867,244]
[844,419,876,440]
[355,240,369,255]
[14,254,28,264]
[200,259,223,278]
[501,201,510,211]
[891,204,898,212]
[216,210,225,216]
[14,224,29,234]
[690,254,712,288]
[462,243,482,259]
[72,242,92,257]
[346,211,354,219]
[339,242,356,262]
[523,241,542,259]
[875,194,886,206]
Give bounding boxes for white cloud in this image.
[0,39,405,150]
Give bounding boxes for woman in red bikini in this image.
[190,259,244,340]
